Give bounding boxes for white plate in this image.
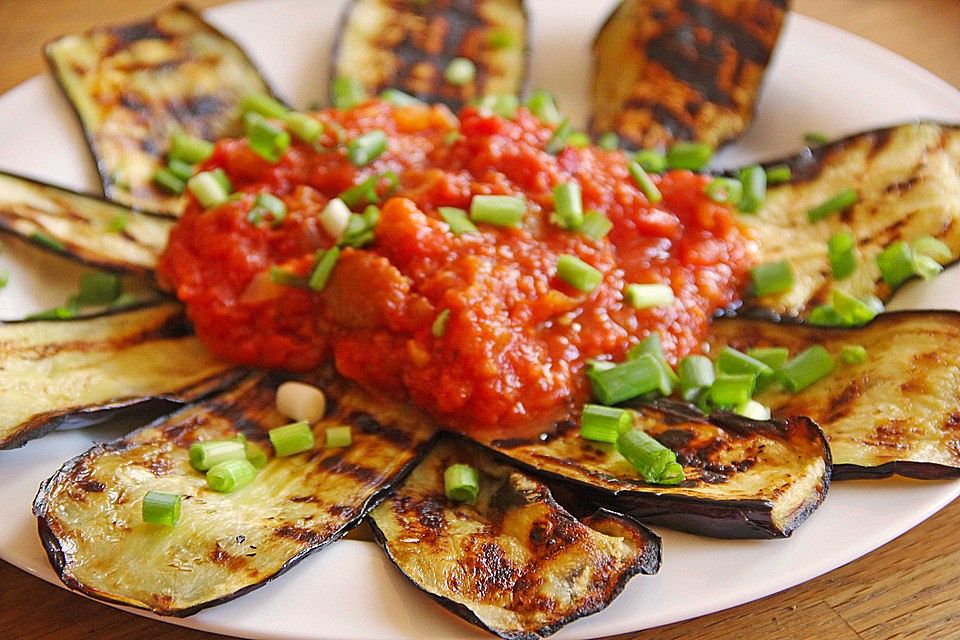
[1,1,959,638]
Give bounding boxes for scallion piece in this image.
[487,28,514,49]
[285,112,323,144]
[914,254,943,280]
[106,213,129,233]
[332,75,367,109]
[240,92,288,119]
[169,131,214,164]
[432,309,450,338]
[469,194,526,227]
[735,399,771,421]
[340,205,380,248]
[320,197,351,240]
[269,266,305,288]
[634,149,667,173]
[525,90,562,125]
[717,346,774,379]
[325,425,352,448]
[585,359,616,374]
[747,346,789,371]
[187,171,230,209]
[589,353,669,405]
[269,421,315,457]
[628,160,662,204]
[765,164,792,184]
[568,132,590,148]
[626,333,678,390]
[580,404,631,443]
[808,304,843,327]
[876,240,915,288]
[476,94,519,118]
[206,459,258,493]
[308,247,341,291]
[804,131,831,145]
[339,173,390,209]
[0,269,8,291]
[189,439,246,471]
[439,206,479,235]
[831,289,881,326]
[616,429,684,485]
[578,210,613,240]
[737,165,766,213]
[677,354,715,401]
[211,168,232,193]
[839,344,868,364]
[347,129,388,167]
[704,177,742,206]
[167,158,195,182]
[444,463,480,502]
[807,187,858,222]
[74,272,121,307]
[25,306,77,321]
[776,346,835,392]
[152,167,185,194]
[551,182,584,229]
[624,283,674,310]
[444,57,476,86]
[142,491,181,527]
[380,88,424,107]
[545,120,572,155]
[912,235,952,264]
[709,373,756,407]
[598,132,620,150]
[827,230,857,280]
[248,192,287,227]
[30,232,65,251]
[750,260,794,297]
[244,111,291,162]
[244,441,270,469]
[556,254,602,292]
[665,141,713,171]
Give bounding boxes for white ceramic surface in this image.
[1,1,959,639]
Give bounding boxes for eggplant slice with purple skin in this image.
[478,400,830,539]
[0,171,172,278]
[590,0,789,150]
[332,0,527,111]
[34,368,437,616]
[368,434,660,640]
[0,302,244,450]
[45,3,278,216]
[708,310,960,479]
[743,121,960,317]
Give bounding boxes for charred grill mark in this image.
[345,411,415,449]
[469,540,519,599]
[315,452,381,485]
[273,524,325,546]
[210,543,248,571]
[943,412,960,433]
[884,174,921,196]
[866,127,895,159]
[824,379,862,423]
[109,21,171,51]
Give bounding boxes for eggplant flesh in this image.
[590,0,788,149]
[744,121,960,317]
[0,171,172,278]
[479,400,830,539]
[34,368,437,617]
[333,0,527,111]
[368,435,660,640]
[0,303,242,450]
[709,310,960,479]
[44,4,276,216]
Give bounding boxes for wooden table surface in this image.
[1,1,959,639]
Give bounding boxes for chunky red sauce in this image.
[158,101,753,436]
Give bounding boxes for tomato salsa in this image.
[158,100,753,436]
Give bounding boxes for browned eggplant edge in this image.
[711,306,960,480]
[32,402,440,618]
[487,399,831,539]
[42,2,286,217]
[328,0,531,112]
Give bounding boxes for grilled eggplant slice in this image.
[332,0,527,111]
[590,0,788,149]
[480,400,829,539]
[34,369,436,616]
[745,122,960,316]
[45,4,276,216]
[709,310,960,479]
[369,435,660,640]
[0,171,172,277]
[0,303,242,449]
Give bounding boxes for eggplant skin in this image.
[44,4,277,216]
[34,369,437,617]
[590,0,788,149]
[743,121,960,317]
[0,171,172,278]
[709,310,960,480]
[480,400,830,539]
[0,303,242,450]
[368,435,660,640]
[332,0,528,111]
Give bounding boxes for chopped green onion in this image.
[320,197,351,240]
[240,92,288,119]
[807,187,858,222]
[285,112,323,144]
[545,120,572,155]
[142,491,181,527]
[308,247,341,291]
[665,141,713,171]
[737,165,766,213]
[269,265,305,288]
[248,193,287,227]
[804,131,831,146]
[597,132,620,150]
[339,173,391,210]
[704,177,742,206]
[245,111,290,162]
[152,167,185,194]
[765,164,792,184]
[169,130,214,164]
[828,230,857,280]
[717,346,774,379]
[332,75,367,109]
[74,272,121,307]
[580,404,632,443]
[578,210,613,240]
[189,439,246,471]
[628,160,662,204]
[839,344,868,364]
[432,309,451,338]
[914,254,943,280]
[106,213,129,233]
[206,459,258,493]
[476,94,519,118]
[340,205,380,248]
[487,28,514,49]
[677,355,715,401]
[444,57,476,86]
[25,306,77,321]
[634,149,667,173]
[439,206,479,235]
[244,441,270,469]
[616,429,684,485]
[556,254,602,292]
[210,168,232,193]
[709,373,756,407]
[750,260,794,296]
[624,283,674,309]
[585,359,616,374]
[589,353,669,405]
[442,131,463,146]
[776,346,835,392]
[0,269,8,291]
[325,425,352,448]
[912,235,952,264]
[735,399,771,421]
[444,463,480,502]
[167,158,195,182]
[808,304,843,327]
[551,182,584,229]
[831,289,881,326]
[187,170,230,209]
[347,129,388,167]
[568,132,590,148]
[469,194,526,227]
[876,240,915,288]
[626,334,679,391]
[525,90,562,125]
[269,421,315,457]
[747,346,789,371]
[380,88,424,107]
